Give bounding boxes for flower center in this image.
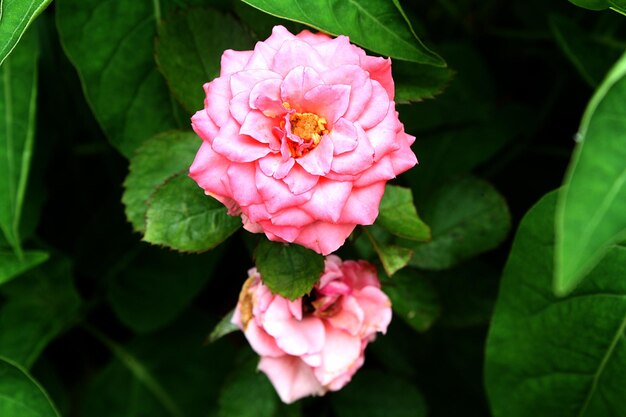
[238,276,256,330]
[281,103,328,158]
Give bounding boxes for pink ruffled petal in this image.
[357,80,390,130]
[240,110,281,145]
[328,118,358,155]
[204,78,232,127]
[330,123,375,176]
[260,221,302,242]
[363,103,402,160]
[212,120,271,162]
[360,55,394,100]
[340,260,380,290]
[249,78,284,117]
[302,179,352,223]
[294,222,356,255]
[220,49,253,76]
[312,36,361,68]
[354,286,393,337]
[295,29,332,45]
[258,154,295,179]
[230,69,281,97]
[321,65,372,122]
[263,25,297,49]
[243,322,284,357]
[269,207,314,227]
[258,356,325,404]
[353,156,396,187]
[338,181,386,225]
[314,325,362,386]
[388,133,418,174]
[296,135,334,176]
[325,296,365,336]
[189,142,232,198]
[229,91,251,125]
[301,84,351,124]
[255,166,313,213]
[191,109,219,144]
[244,41,276,70]
[227,163,263,206]
[283,164,320,195]
[280,66,324,109]
[271,39,326,76]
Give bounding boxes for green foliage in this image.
[393,61,454,103]
[486,190,626,417]
[155,7,254,113]
[0,258,80,368]
[208,310,238,343]
[569,0,626,13]
[0,250,48,286]
[240,0,445,66]
[255,240,324,300]
[363,226,414,277]
[0,0,51,65]
[404,176,511,270]
[56,0,182,156]
[555,51,626,294]
[0,357,61,417]
[0,28,38,257]
[376,185,431,242]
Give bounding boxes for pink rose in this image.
[232,255,392,403]
[189,25,417,255]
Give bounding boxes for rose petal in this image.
[245,41,277,70]
[325,296,365,336]
[360,55,394,100]
[243,322,284,357]
[240,110,280,145]
[338,181,386,225]
[283,164,320,195]
[296,135,334,176]
[328,118,358,155]
[295,29,332,45]
[314,325,362,386]
[256,166,313,213]
[354,286,392,337]
[302,179,352,223]
[271,39,326,76]
[301,84,351,124]
[353,156,396,187]
[227,163,263,206]
[312,36,361,68]
[330,123,375,176]
[321,65,372,122]
[191,108,219,144]
[294,222,356,255]
[280,66,324,109]
[189,142,231,198]
[258,356,325,404]
[357,80,390,130]
[212,119,271,162]
[269,207,314,227]
[220,49,252,76]
[204,78,232,126]
[230,69,281,97]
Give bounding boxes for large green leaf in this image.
[0,357,61,417]
[393,61,454,104]
[255,240,324,300]
[404,176,511,270]
[123,131,200,232]
[0,28,38,256]
[80,315,235,417]
[0,250,48,286]
[107,245,222,333]
[0,258,80,368]
[331,370,427,417]
[155,7,254,113]
[56,0,182,156]
[569,0,626,13]
[144,174,241,252]
[555,51,626,295]
[240,0,444,66]
[363,226,413,277]
[376,185,430,242]
[485,190,626,417]
[0,0,51,66]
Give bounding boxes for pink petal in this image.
[357,80,390,130]
[204,78,232,127]
[243,322,284,357]
[244,203,271,223]
[271,39,326,76]
[321,65,372,122]
[295,29,332,45]
[220,49,252,76]
[301,84,351,124]
[255,166,313,213]
[296,135,334,176]
[258,154,295,179]
[282,164,320,195]
[325,296,365,336]
[312,36,361,68]
[363,103,401,160]
[330,123,375,176]
[230,69,281,97]
[258,356,325,404]
[314,325,362,386]
[229,91,252,125]
[269,207,314,228]
[191,109,219,144]
[244,41,276,70]
[249,78,284,117]
[227,162,263,206]
[389,133,418,174]
[328,118,358,155]
[340,260,381,290]
[294,222,356,255]
[260,221,302,243]
[354,286,392,337]
[240,110,281,145]
[360,55,394,100]
[263,25,297,49]
[212,119,271,162]
[302,179,352,223]
[280,66,324,109]
[339,181,386,225]
[353,156,396,187]
[189,142,232,198]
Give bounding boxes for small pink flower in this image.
[232,255,392,403]
[189,25,417,255]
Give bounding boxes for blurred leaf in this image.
[331,370,427,417]
[0,258,80,368]
[377,185,431,242]
[208,310,238,343]
[0,357,61,417]
[107,245,222,333]
[233,1,306,38]
[0,250,48,286]
[381,269,440,332]
[82,315,235,417]
[155,7,254,113]
[394,61,454,103]
[56,0,182,156]
[569,0,626,13]
[365,227,413,277]
[123,131,200,232]
[218,355,278,417]
[555,50,626,295]
[255,240,324,300]
[550,15,624,87]
[0,28,38,256]
[485,190,626,417]
[240,0,444,66]
[144,174,241,252]
[405,176,511,270]
[0,0,51,65]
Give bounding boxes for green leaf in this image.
[0,27,38,256]
[218,355,278,417]
[144,174,241,252]
[485,190,626,417]
[331,370,427,417]
[555,50,626,295]
[393,61,454,104]
[0,357,61,417]
[208,310,238,343]
[123,131,200,232]
[550,15,623,87]
[364,227,413,277]
[0,250,48,286]
[56,0,182,156]
[0,0,51,65]
[107,245,222,333]
[254,240,324,300]
[155,7,254,113]
[381,269,440,332]
[81,314,236,417]
[405,176,511,270]
[377,185,430,242]
[240,0,445,66]
[0,258,81,368]
[569,0,626,12]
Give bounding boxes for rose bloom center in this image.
[280,104,329,158]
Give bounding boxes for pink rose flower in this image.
[189,25,417,255]
[232,255,392,403]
